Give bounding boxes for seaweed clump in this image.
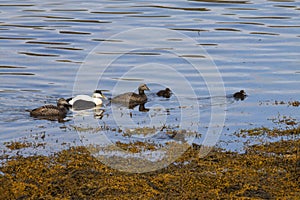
[0,135,299,199]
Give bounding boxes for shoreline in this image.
[1,125,299,199]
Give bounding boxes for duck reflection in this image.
[31,115,70,123]
[115,101,150,112]
[137,103,149,112]
[70,106,106,120]
[94,107,105,119]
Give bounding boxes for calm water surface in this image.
[0,0,299,157]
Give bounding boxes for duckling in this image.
[111,83,150,104]
[30,98,70,117]
[233,90,247,100]
[67,90,106,110]
[157,88,172,98]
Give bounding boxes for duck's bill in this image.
[101,93,107,100]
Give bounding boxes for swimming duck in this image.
[30,98,70,117]
[157,88,172,98]
[111,83,150,104]
[67,90,106,110]
[233,90,247,100]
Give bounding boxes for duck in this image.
[233,90,247,100]
[29,98,70,117]
[67,90,106,110]
[157,88,172,98]
[111,83,150,105]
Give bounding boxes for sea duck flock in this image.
[28,83,247,120]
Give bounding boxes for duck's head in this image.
[57,98,70,107]
[240,90,246,95]
[165,88,171,92]
[139,83,150,91]
[93,90,107,100]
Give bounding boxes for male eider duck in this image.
[157,88,172,98]
[111,83,150,104]
[67,90,106,110]
[30,98,70,117]
[233,90,247,100]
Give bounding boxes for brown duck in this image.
[111,83,150,104]
[30,98,70,117]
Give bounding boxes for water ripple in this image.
[26,41,70,45]
[190,0,250,4]
[18,51,60,57]
[59,30,91,35]
[0,72,35,76]
[0,0,299,154]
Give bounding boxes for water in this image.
[0,0,299,157]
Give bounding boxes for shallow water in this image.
[0,0,299,157]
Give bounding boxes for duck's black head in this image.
[94,90,103,95]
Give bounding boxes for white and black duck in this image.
[67,90,106,110]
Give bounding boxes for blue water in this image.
[0,0,299,160]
